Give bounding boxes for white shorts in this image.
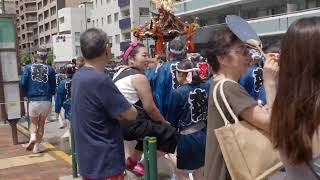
[29,101,52,117]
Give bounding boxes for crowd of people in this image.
[19,16,320,180]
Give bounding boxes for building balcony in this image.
[118,0,130,8]
[247,8,320,36]
[119,17,131,30]
[25,7,37,12]
[192,8,320,45]
[24,0,37,3]
[26,17,37,22]
[174,0,247,16]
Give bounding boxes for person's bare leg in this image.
[192,167,204,180]
[130,149,143,161]
[36,113,47,143]
[26,116,39,151]
[176,170,190,180]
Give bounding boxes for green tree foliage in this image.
[47,50,55,65]
[20,51,32,64]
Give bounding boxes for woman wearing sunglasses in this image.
[204,27,279,180]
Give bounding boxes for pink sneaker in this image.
[133,162,144,176]
[126,157,137,170]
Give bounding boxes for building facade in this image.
[52,5,93,64]
[15,0,37,53]
[0,0,16,14]
[174,0,320,45]
[15,0,85,53]
[90,0,156,57]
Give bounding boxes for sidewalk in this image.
[0,124,73,180]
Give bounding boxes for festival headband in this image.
[175,66,199,72]
[167,43,185,55]
[176,65,200,84]
[123,41,142,62]
[36,51,48,56]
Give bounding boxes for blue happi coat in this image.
[153,60,180,117]
[239,64,266,104]
[145,63,162,91]
[55,77,72,120]
[167,81,211,128]
[20,62,56,101]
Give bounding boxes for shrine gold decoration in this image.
[132,0,198,54]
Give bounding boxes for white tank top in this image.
[113,68,139,104]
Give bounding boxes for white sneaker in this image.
[33,143,44,154]
[26,133,36,151]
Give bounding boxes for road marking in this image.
[42,143,72,165]
[17,124,72,165]
[0,153,55,170]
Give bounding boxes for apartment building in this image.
[91,0,156,57]
[0,0,16,14]
[15,0,84,53]
[52,4,93,64]
[175,0,320,46]
[15,0,37,52]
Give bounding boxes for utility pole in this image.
[85,2,87,30]
[1,0,5,14]
[80,1,89,30]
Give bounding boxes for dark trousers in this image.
[119,110,177,153]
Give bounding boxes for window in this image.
[114,13,119,22]
[101,0,103,5]
[38,2,42,10]
[39,26,43,33]
[43,0,48,6]
[40,37,44,45]
[115,34,120,44]
[139,8,149,16]
[76,46,82,56]
[44,10,49,19]
[50,7,56,16]
[38,14,43,21]
[45,23,50,31]
[51,20,57,29]
[93,20,95,27]
[101,17,104,26]
[108,36,113,44]
[123,33,130,40]
[107,15,112,24]
[97,19,99,27]
[95,0,97,8]
[75,32,81,42]
[59,17,64,24]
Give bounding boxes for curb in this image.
[16,124,72,165]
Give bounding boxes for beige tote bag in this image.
[213,79,283,180]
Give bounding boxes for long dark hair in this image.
[270,17,320,165]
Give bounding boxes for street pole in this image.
[1,0,5,14]
[85,3,87,30]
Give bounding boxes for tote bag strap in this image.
[213,79,240,126]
